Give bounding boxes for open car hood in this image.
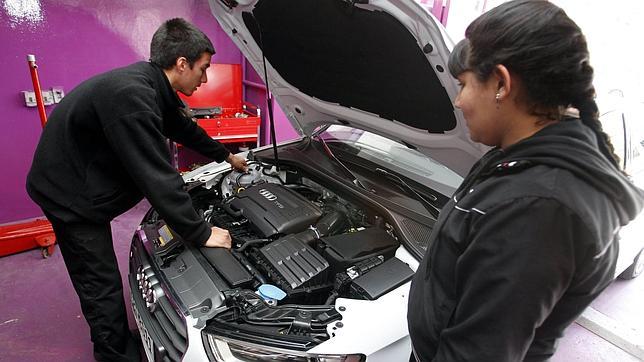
[208,0,487,175]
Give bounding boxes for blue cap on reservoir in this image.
[257,284,286,301]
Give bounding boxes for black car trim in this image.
[129,235,189,362]
[128,274,185,362]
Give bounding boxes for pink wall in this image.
[0,0,245,224]
[242,60,298,146]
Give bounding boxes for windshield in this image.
[319,125,463,197]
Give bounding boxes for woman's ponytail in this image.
[460,1,625,171]
[573,90,622,169]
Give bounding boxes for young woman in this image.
[407,1,644,361]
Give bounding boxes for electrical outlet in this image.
[22,91,37,107]
[41,90,54,105]
[52,87,65,103]
[22,89,62,107]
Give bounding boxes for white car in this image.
[600,96,644,279]
[128,1,643,361]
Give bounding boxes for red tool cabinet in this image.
[0,219,56,258]
[176,63,260,171]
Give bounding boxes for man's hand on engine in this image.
[204,226,232,248]
[226,153,248,172]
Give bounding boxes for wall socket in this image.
[41,90,54,105]
[22,87,64,107]
[52,87,65,103]
[22,91,37,107]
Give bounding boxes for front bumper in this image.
[129,234,188,361]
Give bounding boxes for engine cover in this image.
[229,183,322,238]
[258,234,329,291]
[320,227,399,274]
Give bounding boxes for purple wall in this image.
[243,61,298,146]
[0,0,244,224]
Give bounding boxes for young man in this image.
[26,18,246,361]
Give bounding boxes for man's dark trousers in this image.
[46,213,140,362]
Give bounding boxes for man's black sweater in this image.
[27,62,230,245]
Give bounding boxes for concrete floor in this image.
[1,200,642,361]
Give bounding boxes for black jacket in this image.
[407,119,644,361]
[27,62,230,245]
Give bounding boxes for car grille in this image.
[130,237,188,362]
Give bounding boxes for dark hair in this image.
[448,0,620,168]
[150,18,215,69]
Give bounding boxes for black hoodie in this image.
[407,119,644,361]
[26,62,230,245]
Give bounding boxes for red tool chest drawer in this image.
[196,107,260,144]
[174,64,261,171]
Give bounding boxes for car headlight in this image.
[205,335,365,362]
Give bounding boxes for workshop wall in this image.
[0,0,292,224]
[243,61,300,146]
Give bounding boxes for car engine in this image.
[197,163,410,304]
[140,161,414,347]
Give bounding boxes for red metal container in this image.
[176,64,261,171]
[0,219,56,258]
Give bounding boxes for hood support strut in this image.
[254,13,281,172]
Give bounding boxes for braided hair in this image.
[448,0,620,168]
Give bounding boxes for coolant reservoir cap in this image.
[258,284,286,301]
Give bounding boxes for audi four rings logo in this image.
[259,189,278,201]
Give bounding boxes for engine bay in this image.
[140,160,415,346]
[197,162,413,301]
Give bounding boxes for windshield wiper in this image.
[314,134,368,191]
[374,168,441,219]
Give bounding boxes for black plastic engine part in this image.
[141,221,185,266]
[237,291,340,331]
[313,210,347,238]
[346,255,385,278]
[319,227,399,274]
[349,257,414,300]
[200,248,254,288]
[232,251,268,285]
[228,183,323,238]
[206,289,341,351]
[325,255,385,305]
[208,207,261,242]
[266,210,346,251]
[257,234,329,292]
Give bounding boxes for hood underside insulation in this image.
[242,0,456,133]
